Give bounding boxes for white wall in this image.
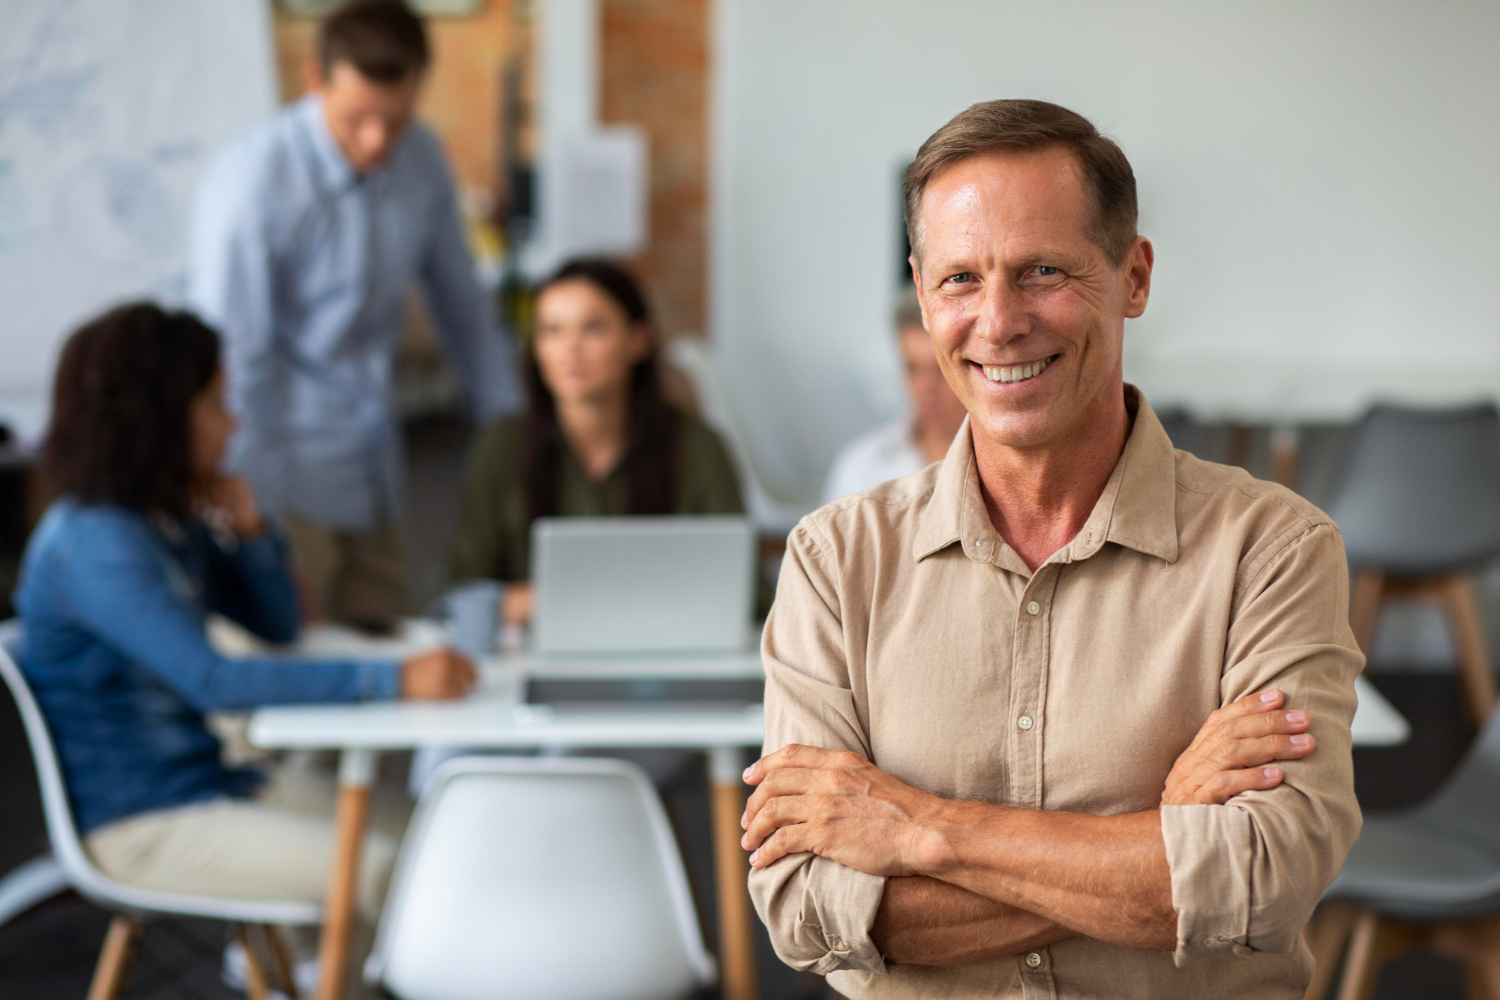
[711,0,1500,501]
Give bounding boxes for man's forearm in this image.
[918,803,1176,951]
[873,875,1072,966]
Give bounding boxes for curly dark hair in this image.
[522,259,678,526]
[44,302,221,518]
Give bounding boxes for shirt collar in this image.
[296,94,360,193]
[912,384,1180,569]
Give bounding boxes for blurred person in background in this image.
[448,259,744,626]
[821,289,968,503]
[14,303,473,922]
[187,0,520,631]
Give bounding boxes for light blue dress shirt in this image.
[187,95,521,531]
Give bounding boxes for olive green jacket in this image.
[448,411,746,583]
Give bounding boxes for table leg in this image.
[315,749,377,1000]
[708,746,757,1000]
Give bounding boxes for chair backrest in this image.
[1416,699,1500,849]
[1324,404,1500,574]
[369,756,716,1000]
[0,624,320,925]
[0,627,110,897]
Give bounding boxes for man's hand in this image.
[1161,688,1314,806]
[401,648,477,700]
[741,744,945,873]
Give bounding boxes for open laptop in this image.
[531,516,757,657]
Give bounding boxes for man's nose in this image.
[973,281,1029,345]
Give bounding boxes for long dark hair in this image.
[44,302,221,519]
[522,259,678,525]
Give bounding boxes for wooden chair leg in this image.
[1349,569,1386,660]
[1464,958,1500,1000]
[1442,573,1497,726]
[1336,910,1417,1000]
[238,925,272,1000]
[86,915,140,1000]
[1305,903,1360,1000]
[261,924,301,1000]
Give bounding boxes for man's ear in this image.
[1122,237,1154,320]
[302,60,327,96]
[909,256,930,329]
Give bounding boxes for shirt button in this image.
[1026,600,1040,616]
[1018,714,1034,731]
[1025,951,1042,968]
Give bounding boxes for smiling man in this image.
[742,100,1363,998]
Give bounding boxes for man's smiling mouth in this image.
[979,354,1059,384]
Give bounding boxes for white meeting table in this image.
[245,621,1409,1000]
[247,632,767,1000]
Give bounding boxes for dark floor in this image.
[0,418,1485,998]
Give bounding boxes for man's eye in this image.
[1035,265,1060,277]
[945,272,973,285]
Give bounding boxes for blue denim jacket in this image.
[14,500,400,834]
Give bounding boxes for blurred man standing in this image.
[188,0,520,628]
[822,291,969,503]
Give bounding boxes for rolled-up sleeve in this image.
[1161,521,1363,965]
[750,521,889,975]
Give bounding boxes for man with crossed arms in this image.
[742,100,1361,998]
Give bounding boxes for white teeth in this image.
[982,356,1054,384]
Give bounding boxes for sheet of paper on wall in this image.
[552,125,649,260]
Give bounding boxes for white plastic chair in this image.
[0,633,319,999]
[367,756,716,1000]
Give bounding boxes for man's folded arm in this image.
[1161,521,1363,965]
[751,521,1066,973]
[750,522,889,974]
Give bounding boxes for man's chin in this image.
[968,410,1069,452]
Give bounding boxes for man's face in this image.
[308,61,422,174]
[912,148,1151,452]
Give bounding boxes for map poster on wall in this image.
[0,0,277,441]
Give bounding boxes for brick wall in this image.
[600,0,709,342]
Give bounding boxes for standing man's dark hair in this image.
[44,302,221,519]
[903,99,1137,267]
[319,0,430,82]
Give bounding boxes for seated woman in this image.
[449,259,745,623]
[15,303,473,913]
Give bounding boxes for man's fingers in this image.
[742,792,817,850]
[1195,765,1286,804]
[743,743,864,785]
[743,768,823,826]
[748,823,811,869]
[1218,733,1315,768]
[1206,690,1285,728]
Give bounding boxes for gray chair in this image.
[1323,404,1500,725]
[1304,704,1500,1000]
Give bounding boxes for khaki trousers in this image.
[85,764,407,922]
[284,514,408,629]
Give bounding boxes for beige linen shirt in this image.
[750,389,1362,999]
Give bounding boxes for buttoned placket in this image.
[1006,558,1062,1000]
[1008,563,1059,811]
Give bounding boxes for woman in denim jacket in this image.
[14,303,473,917]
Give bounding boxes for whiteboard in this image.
[711,0,1500,500]
[0,0,277,441]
